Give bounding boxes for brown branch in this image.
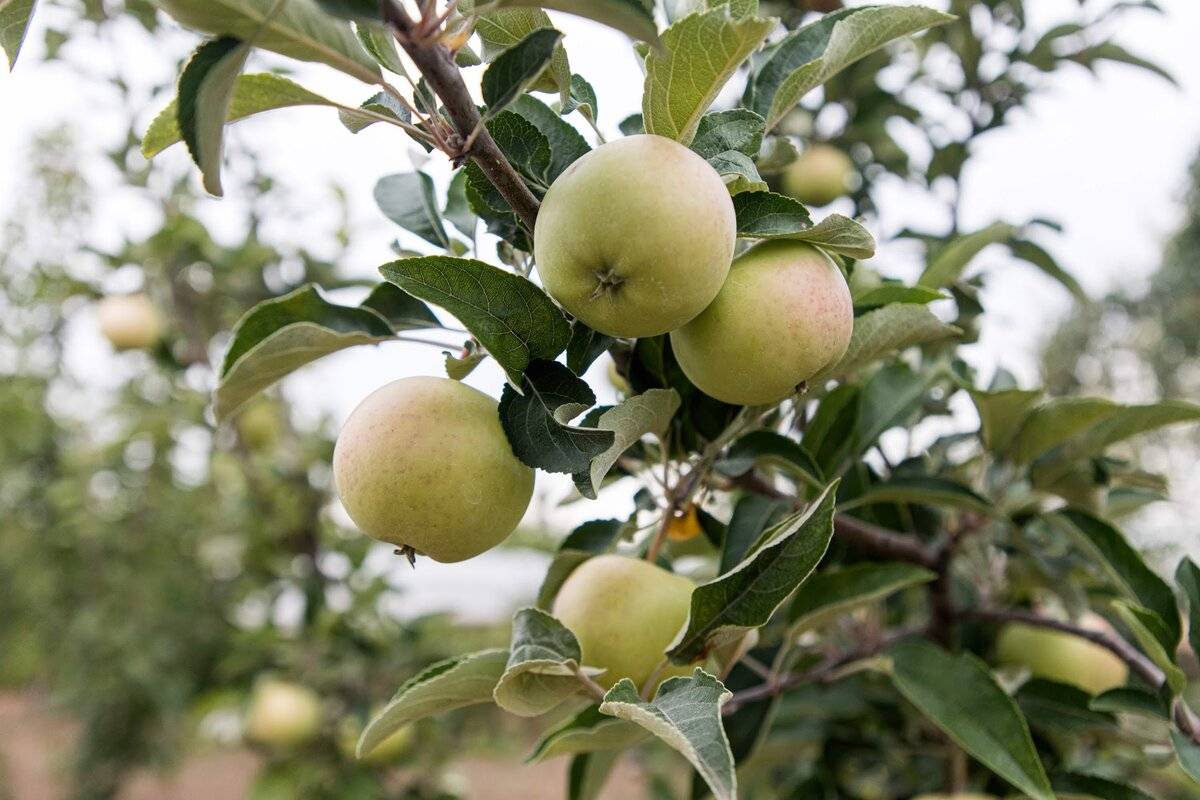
[380,1,541,232]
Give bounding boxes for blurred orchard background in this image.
[1,0,1199,798]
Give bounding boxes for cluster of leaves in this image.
[6,0,1200,798]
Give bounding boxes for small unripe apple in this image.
[236,398,284,451]
[245,679,322,748]
[552,555,695,689]
[995,615,1129,695]
[96,293,163,350]
[670,241,853,405]
[781,144,855,207]
[333,376,534,563]
[534,134,736,338]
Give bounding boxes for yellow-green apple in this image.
[235,398,284,451]
[670,241,853,405]
[534,134,736,338]
[96,293,163,350]
[552,555,695,690]
[995,615,1129,695]
[244,679,321,747]
[333,376,534,563]
[781,144,855,206]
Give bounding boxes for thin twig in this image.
[575,667,608,704]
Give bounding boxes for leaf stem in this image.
[574,667,608,704]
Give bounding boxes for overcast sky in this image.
[2,0,1198,616]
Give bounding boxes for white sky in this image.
[2,0,1198,615]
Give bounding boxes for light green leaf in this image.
[919,221,1017,288]
[785,214,876,259]
[215,284,406,421]
[600,670,736,800]
[1111,600,1186,693]
[357,649,509,758]
[0,0,36,69]
[814,303,959,382]
[561,73,599,124]
[338,90,410,134]
[494,607,595,716]
[853,284,947,311]
[668,482,838,664]
[355,21,407,74]
[574,389,680,499]
[889,639,1055,800]
[177,37,254,197]
[444,169,477,239]
[968,386,1043,453]
[374,172,452,250]
[495,0,658,43]
[744,5,952,130]
[527,704,648,761]
[1009,397,1117,464]
[709,150,768,195]
[481,28,563,117]
[1031,400,1200,478]
[151,0,380,82]
[787,562,934,638]
[643,8,774,146]
[379,256,570,382]
[837,476,992,514]
[1048,509,1180,651]
[1009,239,1088,302]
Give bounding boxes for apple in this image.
[533,134,736,338]
[333,376,534,563]
[781,144,855,207]
[995,615,1129,695]
[552,554,695,690]
[244,679,322,747]
[670,241,853,405]
[96,293,163,350]
[235,398,284,451]
[338,716,415,765]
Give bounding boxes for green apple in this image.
[552,555,695,689]
[236,398,284,451]
[781,144,855,207]
[96,293,163,350]
[995,616,1129,695]
[245,679,322,747]
[333,376,534,563]
[533,134,736,338]
[670,241,853,405]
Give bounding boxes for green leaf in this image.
[1177,558,1200,664]
[355,21,407,74]
[968,386,1043,453]
[444,343,486,380]
[721,494,789,575]
[733,190,812,236]
[1015,679,1117,734]
[668,481,838,664]
[783,214,876,259]
[565,322,614,376]
[1030,400,1200,478]
[374,172,452,250]
[357,649,509,758]
[1069,40,1176,87]
[714,430,824,489]
[1088,686,1169,719]
[642,8,774,146]
[919,222,1017,288]
[567,752,620,800]
[1052,772,1155,800]
[1170,728,1200,784]
[837,476,992,514]
[480,110,554,191]
[853,284,947,311]
[481,28,563,117]
[215,285,400,421]
[510,94,591,181]
[690,109,765,160]
[574,389,680,499]
[744,5,953,130]
[475,8,571,103]
[1111,600,1186,693]
[360,281,440,329]
[443,169,477,238]
[561,73,599,124]
[709,151,768,195]
[493,607,594,716]
[1048,509,1180,650]
[176,37,253,196]
[599,670,736,800]
[499,360,615,473]
[338,90,409,134]
[537,550,593,609]
[527,704,647,761]
[314,0,377,22]
[888,639,1055,800]
[1008,239,1088,302]
[150,0,380,81]
[813,303,959,382]
[1009,397,1117,464]
[495,0,658,44]
[144,73,370,158]
[0,0,36,69]
[379,256,570,382]
[787,562,935,637]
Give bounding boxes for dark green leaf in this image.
[733,190,812,237]
[379,256,570,382]
[481,28,564,117]
[1176,558,1200,664]
[510,94,591,180]
[359,281,439,329]
[721,495,788,575]
[1,0,37,69]
[495,0,658,44]
[529,705,646,762]
[494,607,591,716]
[1051,772,1155,800]
[715,430,824,489]
[374,172,452,249]
[1088,687,1169,719]
[787,562,935,635]
[837,476,992,514]
[499,360,615,473]
[690,109,765,160]
[566,322,614,375]
[177,36,252,196]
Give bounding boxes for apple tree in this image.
[6,0,1200,798]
